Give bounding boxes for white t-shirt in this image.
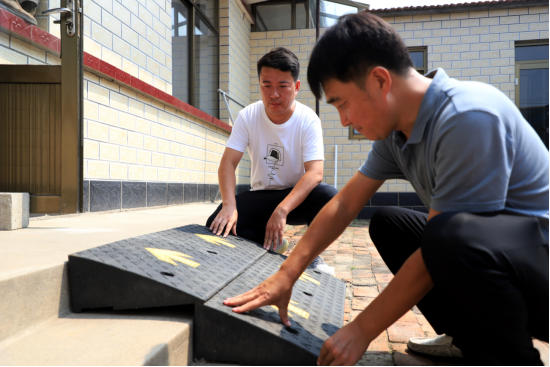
[226,100,324,191]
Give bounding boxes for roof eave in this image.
[367,0,548,17]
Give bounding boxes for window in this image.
[515,41,549,149]
[172,0,219,118]
[409,47,427,75]
[253,0,366,32]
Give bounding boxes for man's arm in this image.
[224,172,384,326]
[210,147,244,237]
[264,160,324,250]
[317,208,441,366]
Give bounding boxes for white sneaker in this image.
[407,335,464,358]
[309,256,335,276]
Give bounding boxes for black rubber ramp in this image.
[69,224,265,312]
[195,252,346,365]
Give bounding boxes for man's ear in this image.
[295,79,301,94]
[366,66,392,98]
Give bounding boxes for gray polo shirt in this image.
[360,68,549,231]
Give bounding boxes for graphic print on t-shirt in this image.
[264,143,285,187]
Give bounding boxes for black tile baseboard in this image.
[147,183,168,207]
[83,181,231,213]
[356,192,427,220]
[122,182,146,209]
[184,183,197,203]
[168,183,184,205]
[90,181,121,212]
[83,180,90,213]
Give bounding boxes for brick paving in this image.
[283,220,549,366]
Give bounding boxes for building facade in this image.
[1,0,548,215]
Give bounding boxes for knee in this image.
[422,212,478,273]
[312,183,338,203]
[369,207,408,244]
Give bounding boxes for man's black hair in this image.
[308,12,414,99]
[257,47,300,82]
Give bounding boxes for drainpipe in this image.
[315,0,320,117]
[334,145,338,190]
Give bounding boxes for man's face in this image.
[324,68,395,141]
[259,67,300,117]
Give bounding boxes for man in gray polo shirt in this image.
[222,12,549,366]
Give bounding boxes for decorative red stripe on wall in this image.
[0,8,231,133]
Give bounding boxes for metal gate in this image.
[0,0,83,214]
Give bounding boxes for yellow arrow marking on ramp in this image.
[299,272,321,285]
[146,248,200,268]
[279,266,320,285]
[271,300,310,319]
[195,234,236,248]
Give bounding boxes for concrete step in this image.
[0,204,216,365]
[0,263,69,344]
[0,306,193,365]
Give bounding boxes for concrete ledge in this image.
[0,193,29,231]
[0,263,69,343]
[0,306,193,365]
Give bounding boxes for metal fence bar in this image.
[218,89,245,126]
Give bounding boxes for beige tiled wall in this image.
[83,70,251,185]
[83,0,173,93]
[249,6,548,192]
[0,32,61,65]
[219,0,251,125]
[381,6,548,102]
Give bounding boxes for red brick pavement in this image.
[283,220,549,366]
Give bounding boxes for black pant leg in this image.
[422,212,549,365]
[287,183,338,225]
[205,189,292,244]
[368,207,454,335]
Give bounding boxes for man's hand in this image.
[264,207,288,250]
[223,269,295,327]
[317,321,371,366]
[209,205,238,237]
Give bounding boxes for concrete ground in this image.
[0,203,219,281]
[284,221,550,366]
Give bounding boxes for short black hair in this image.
[308,12,414,99]
[257,47,300,82]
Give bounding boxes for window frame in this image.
[514,40,549,109]
[172,0,220,117]
[348,46,427,140]
[514,40,549,149]
[408,46,427,75]
[251,0,367,32]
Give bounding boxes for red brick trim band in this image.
[0,8,231,133]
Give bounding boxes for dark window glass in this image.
[255,2,292,31]
[172,1,190,103]
[410,51,424,68]
[195,0,218,28]
[319,0,356,27]
[194,15,219,118]
[516,45,549,61]
[519,68,549,148]
[296,0,306,29]
[309,0,316,28]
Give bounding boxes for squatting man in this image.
[223,12,549,366]
[207,47,338,274]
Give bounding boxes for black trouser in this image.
[206,183,338,245]
[369,207,549,365]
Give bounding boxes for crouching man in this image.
[222,13,549,365]
[207,47,338,274]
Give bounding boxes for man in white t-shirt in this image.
[206,47,338,273]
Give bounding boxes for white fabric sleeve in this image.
[225,112,249,153]
[302,119,325,162]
